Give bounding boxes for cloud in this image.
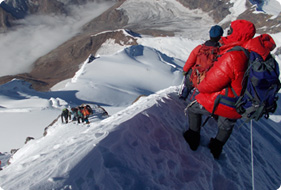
[0,1,114,77]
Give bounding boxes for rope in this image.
[250,120,255,190]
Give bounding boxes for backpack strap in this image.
[202,87,238,126]
[202,46,250,126]
[227,46,250,59]
[210,87,237,116]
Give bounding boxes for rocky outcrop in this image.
[26,0,67,15]
[237,1,281,34]
[0,6,15,32]
[30,30,137,91]
[177,0,232,23]
[178,0,281,34]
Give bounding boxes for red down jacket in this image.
[183,45,201,72]
[244,34,276,60]
[195,20,258,119]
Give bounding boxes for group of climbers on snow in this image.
[61,104,93,124]
[180,19,280,159]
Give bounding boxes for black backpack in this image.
[86,105,93,114]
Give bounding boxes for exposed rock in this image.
[10,148,18,155]
[0,73,49,91]
[0,6,15,32]
[178,0,281,34]
[26,0,67,15]
[29,29,138,91]
[132,95,147,104]
[82,1,128,33]
[44,115,60,136]
[237,1,281,34]
[177,0,232,23]
[275,47,281,56]
[25,137,35,144]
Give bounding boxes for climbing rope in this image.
[250,120,255,190]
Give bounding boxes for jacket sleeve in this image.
[183,45,201,72]
[197,53,234,93]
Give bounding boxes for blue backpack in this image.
[235,49,280,121]
[211,46,280,121]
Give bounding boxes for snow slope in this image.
[0,86,281,190]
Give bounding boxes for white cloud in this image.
[0,2,114,77]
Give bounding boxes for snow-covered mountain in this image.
[0,0,281,189]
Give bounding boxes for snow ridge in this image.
[0,87,281,190]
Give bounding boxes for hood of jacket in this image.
[244,34,276,60]
[220,20,256,45]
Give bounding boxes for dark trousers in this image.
[187,101,237,144]
[77,116,83,123]
[61,114,68,123]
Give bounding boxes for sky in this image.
[0,0,281,189]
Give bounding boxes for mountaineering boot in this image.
[208,138,224,159]
[183,129,200,151]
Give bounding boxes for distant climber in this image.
[71,107,78,121]
[85,104,93,115]
[87,54,96,63]
[179,25,223,100]
[61,108,71,124]
[81,106,91,124]
[71,107,84,124]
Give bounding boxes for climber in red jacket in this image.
[183,20,257,159]
[179,25,223,100]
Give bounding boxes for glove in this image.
[208,138,224,159]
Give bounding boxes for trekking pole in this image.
[250,120,255,190]
[178,75,185,96]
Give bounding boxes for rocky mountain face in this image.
[0,4,15,31]
[178,0,281,33]
[178,0,232,23]
[0,0,280,91]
